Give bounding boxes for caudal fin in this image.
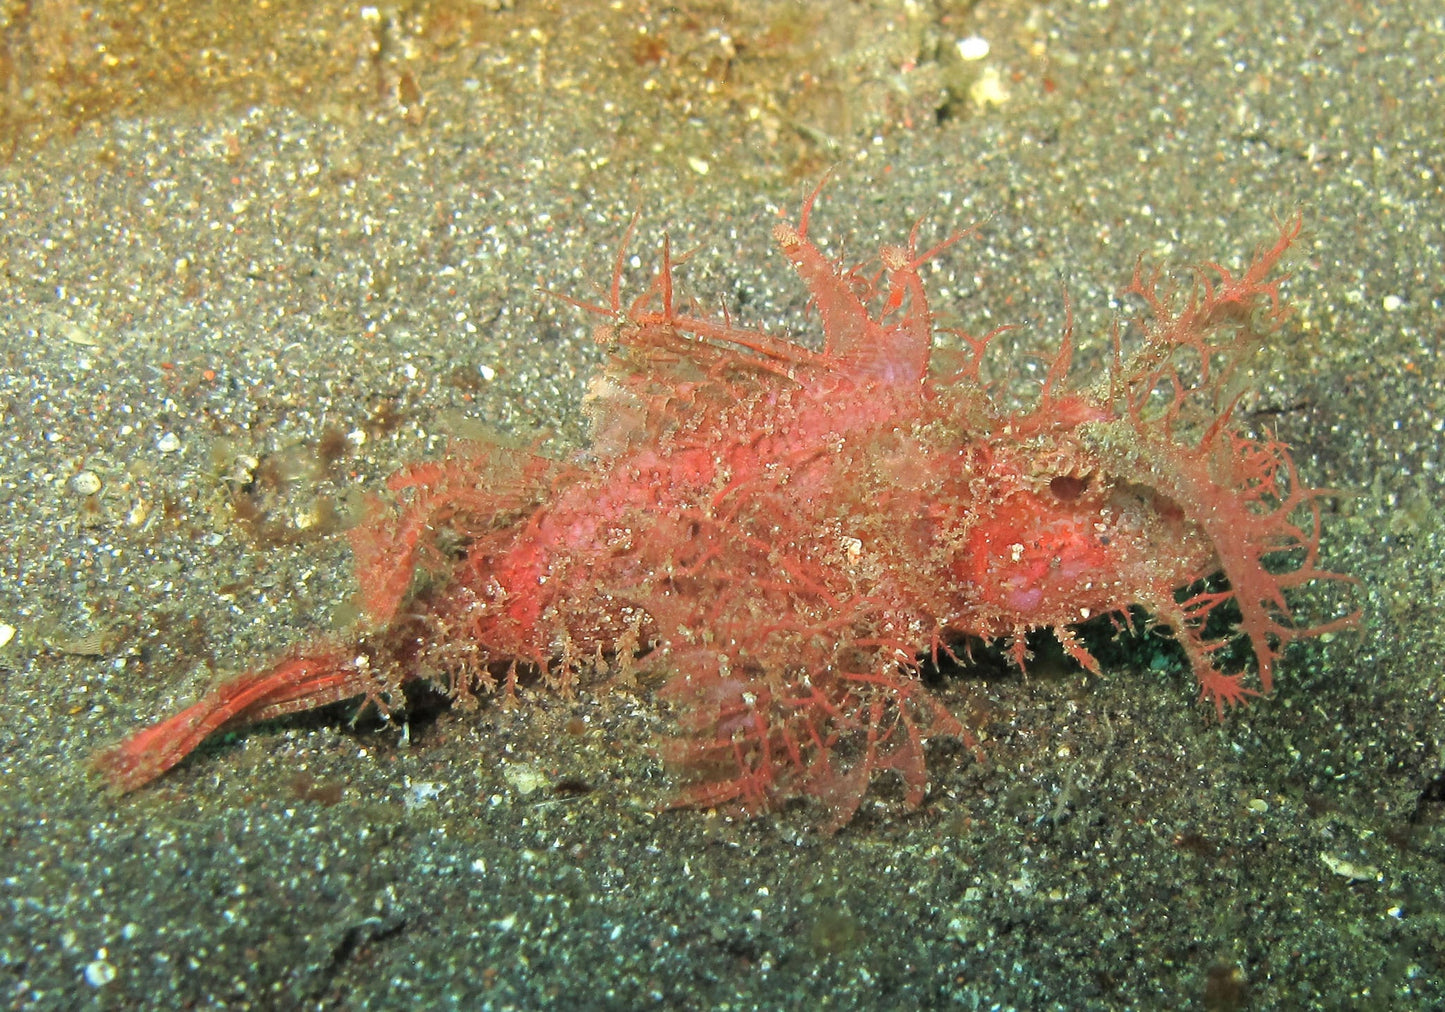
[93,647,368,792]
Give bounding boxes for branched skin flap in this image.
[96,184,1357,832]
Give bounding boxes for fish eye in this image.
[1049,473,1090,502]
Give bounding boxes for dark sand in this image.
[1,2,1440,1008]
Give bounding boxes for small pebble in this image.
[957,36,991,61]
[502,762,545,796]
[70,470,102,496]
[156,432,181,453]
[83,957,116,987]
[403,779,445,810]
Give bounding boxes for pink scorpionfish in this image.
[96,184,1357,831]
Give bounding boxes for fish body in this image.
[97,186,1355,830]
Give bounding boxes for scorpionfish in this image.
[96,183,1356,830]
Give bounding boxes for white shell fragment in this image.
[1320,852,1382,883]
[70,470,103,496]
